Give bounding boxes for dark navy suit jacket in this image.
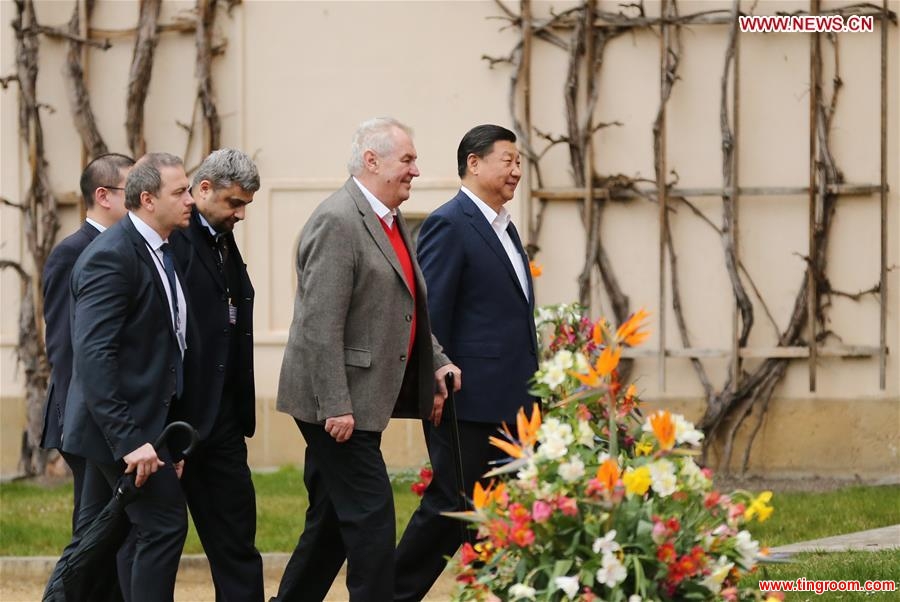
[417,190,538,425]
[40,222,100,450]
[62,216,184,463]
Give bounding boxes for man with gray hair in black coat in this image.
[169,148,264,602]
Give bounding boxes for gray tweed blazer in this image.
[276,178,450,432]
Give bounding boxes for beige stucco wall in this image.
[1,0,898,479]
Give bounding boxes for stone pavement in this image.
[1,526,897,601]
[0,553,457,601]
[769,524,900,555]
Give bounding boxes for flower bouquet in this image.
[450,304,778,601]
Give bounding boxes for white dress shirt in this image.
[128,212,188,357]
[353,177,396,228]
[461,186,530,300]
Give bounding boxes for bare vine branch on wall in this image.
[195,0,222,154]
[2,0,60,476]
[64,0,109,159]
[126,0,162,157]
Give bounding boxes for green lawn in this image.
[2,473,899,599]
[745,486,900,547]
[739,486,900,600]
[0,466,425,556]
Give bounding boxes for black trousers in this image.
[271,421,395,602]
[394,420,504,602]
[181,414,264,602]
[62,449,187,602]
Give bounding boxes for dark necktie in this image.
[159,243,184,398]
[216,235,230,265]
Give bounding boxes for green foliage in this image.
[0,479,74,556]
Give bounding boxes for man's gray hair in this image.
[193,148,260,192]
[125,153,184,210]
[347,117,413,176]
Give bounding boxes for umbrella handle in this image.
[153,420,199,459]
[444,371,455,394]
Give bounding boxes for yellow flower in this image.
[623,466,652,496]
[649,410,676,451]
[634,439,654,457]
[615,309,650,347]
[745,491,774,522]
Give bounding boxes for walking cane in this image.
[443,372,470,544]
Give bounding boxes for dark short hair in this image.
[193,148,260,193]
[125,153,184,210]
[79,153,135,209]
[456,124,517,178]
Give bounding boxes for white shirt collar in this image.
[353,176,395,228]
[128,212,166,250]
[85,217,106,233]
[461,186,511,230]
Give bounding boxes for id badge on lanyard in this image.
[228,298,238,325]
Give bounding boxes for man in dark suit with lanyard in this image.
[168,148,264,601]
[54,152,194,602]
[394,124,540,601]
[41,152,134,600]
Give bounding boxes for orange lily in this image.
[472,481,506,510]
[591,320,605,346]
[596,458,621,491]
[489,432,525,459]
[489,404,541,459]
[616,309,651,347]
[516,403,542,448]
[568,364,601,388]
[529,261,543,278]
[649,410,676,450]
[595,346,622,377]
[568,347,621,388]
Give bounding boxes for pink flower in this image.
[532,500,552,523]
[651,520,669,544]
[556,495,578,516]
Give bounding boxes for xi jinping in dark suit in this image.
[57,152,195,602]
[394,125,540,601]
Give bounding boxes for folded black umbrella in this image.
[43,421,199,602]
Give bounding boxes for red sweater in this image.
[378,217,416,356]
